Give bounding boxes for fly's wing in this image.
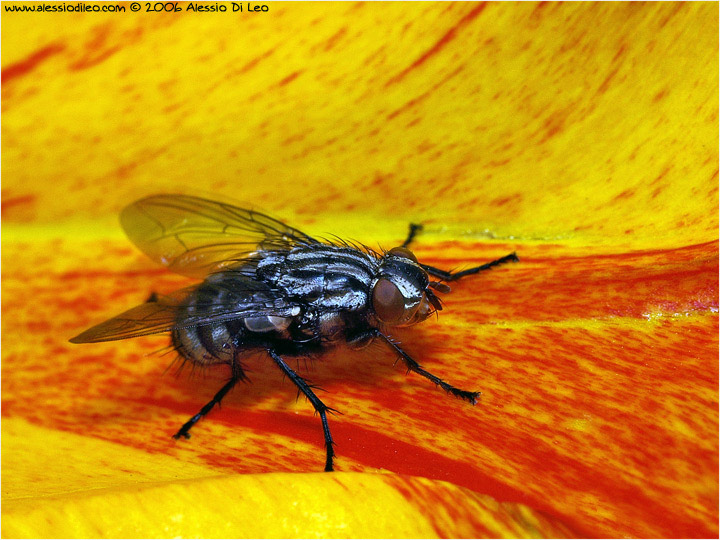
[69,293,185,343]
[120,194,319,278]
[69,276,301,343]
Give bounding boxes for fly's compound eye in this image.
[372,278,407,323]
[388,246,418,263]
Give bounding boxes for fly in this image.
[70,194,518,471]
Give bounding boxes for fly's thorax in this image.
[371,247,434,327]
[255,245,377,312]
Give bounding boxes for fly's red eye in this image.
[372,278,405,323]
[388,246,418,262]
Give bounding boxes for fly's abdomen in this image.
[170,272,300,365]
[170,277,243,365]
[172,322,238,365]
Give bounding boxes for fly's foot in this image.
[448,388,481,405]
[172,412,203,440]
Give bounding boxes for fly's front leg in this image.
[422,252,519,281]
[401,223,423,248]
[400,222,517,279]
[173,358,245,440]
[375,330,480,404]
[267,349,337,472]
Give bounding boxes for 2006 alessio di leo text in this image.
[147,2,269,12]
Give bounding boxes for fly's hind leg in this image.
[173,358,246,440]
[267,349,337,472]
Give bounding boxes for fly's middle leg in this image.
[268,349,337,472]
[172,358,245,440]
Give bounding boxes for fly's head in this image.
[371,246,448,327]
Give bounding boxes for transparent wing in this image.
[69,277,301,343]
[120,194,319,278]
[69,293,185,343]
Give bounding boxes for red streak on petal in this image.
[1,44,65,84]
[386,65,464,121]
[323,27,347,52]
[384,3,487,87]
[1,194,36,211]
[277,70,302,87]
[68,24,121,71]
[231,49,275,76]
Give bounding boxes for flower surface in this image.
[2,2,717,538]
